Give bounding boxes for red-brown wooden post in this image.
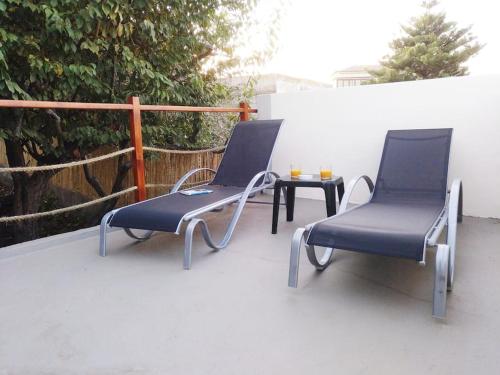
[239,102,250,122]
[128,96,146,201]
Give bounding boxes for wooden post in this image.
[128,96,146,201]
[239,102,250,122]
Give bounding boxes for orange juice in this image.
[291,168,302,178]
[320,168,332,180]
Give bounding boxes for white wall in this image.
[257,75,500,218]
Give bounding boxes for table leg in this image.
[281,186,287,205]
[337,182,345,207]
[272,182,281,234]
[324,184,337,217]
[286,186,295,221]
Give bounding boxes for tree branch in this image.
[14,110,24,137]
[45,109,65,148]
[111,154,132,193]
[82,162,106,197]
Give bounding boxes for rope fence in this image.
[0,147,135,173]
[0,145,226,173]
[0,187,137,223]
[143,146,225,154]
[0,145,218,222]
[145,179,212,190]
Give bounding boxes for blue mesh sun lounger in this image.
[99,119,283,269]
[288,129,463,318]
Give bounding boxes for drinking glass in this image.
[320,165,333,180]
[290,164,302,178]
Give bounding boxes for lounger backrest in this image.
[372,128,452,204]
[211,120,283,187]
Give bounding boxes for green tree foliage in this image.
[369,1,482,84]
[0,0,261,241]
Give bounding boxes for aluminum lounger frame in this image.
[99,170,278,269]
[288,175,463,319]
[288,127,462,319]
[99,119,284,269]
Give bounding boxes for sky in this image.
[243,0,500,82]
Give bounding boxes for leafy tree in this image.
[0,0,262,242]
[369,0,482,83]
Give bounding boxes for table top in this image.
[276,174,343,187]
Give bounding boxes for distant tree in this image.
[0,0,267,242]
[369,0,482,84]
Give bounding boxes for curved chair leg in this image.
[305,245,334,271]
[123,228,154,242]
[182,170,279,270]
[184,218,229,270]
[447,179,461,291]
[288,229,335,287]
[433,244,450,319]
[99,211,115,257]
[446,222,457,292]
[288,228,307,288]
[184,219,200,270]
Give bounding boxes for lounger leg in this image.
[182,171,280,269]
[99,211,115,257]
[433,244,450,319]
[446,221,457,292]
[183,218,226,269]
[288,228,306,288]
[447,179,462,291]
[184,219,198,270]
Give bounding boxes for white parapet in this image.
[256,75,500,219]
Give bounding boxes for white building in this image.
[333,65,381,87]
[224,73,332,96]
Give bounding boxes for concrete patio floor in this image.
[1,196,500,374]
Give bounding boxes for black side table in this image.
[272,175,344,234]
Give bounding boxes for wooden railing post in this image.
[239,102,250,122]
[128,96,146,201]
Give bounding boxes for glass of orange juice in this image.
[290,164,302,178]
[320,165,333,180]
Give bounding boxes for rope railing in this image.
[0,145,225,173]
[143,145,225,154]
[0,187,138,223]
[0,97,254,201]
[0,146,218,222]
[0,180,213,223]
[0,147,135,173]
[145,179,212,190]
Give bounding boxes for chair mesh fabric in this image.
[307,128,453,261]
[210,120,282,187]
[372,128,452,204]
[109,119,283,233]
[110,185,244,233]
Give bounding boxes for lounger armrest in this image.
[183,170,278,245]
[338,175,374,214]
[171,168,216,193]
[261,171,280,188]
[223,170,279,227]
[182,171,279,222]
[240,171,279,195]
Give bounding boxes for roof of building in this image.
[223,73,333,87]
[335,65,381,74]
